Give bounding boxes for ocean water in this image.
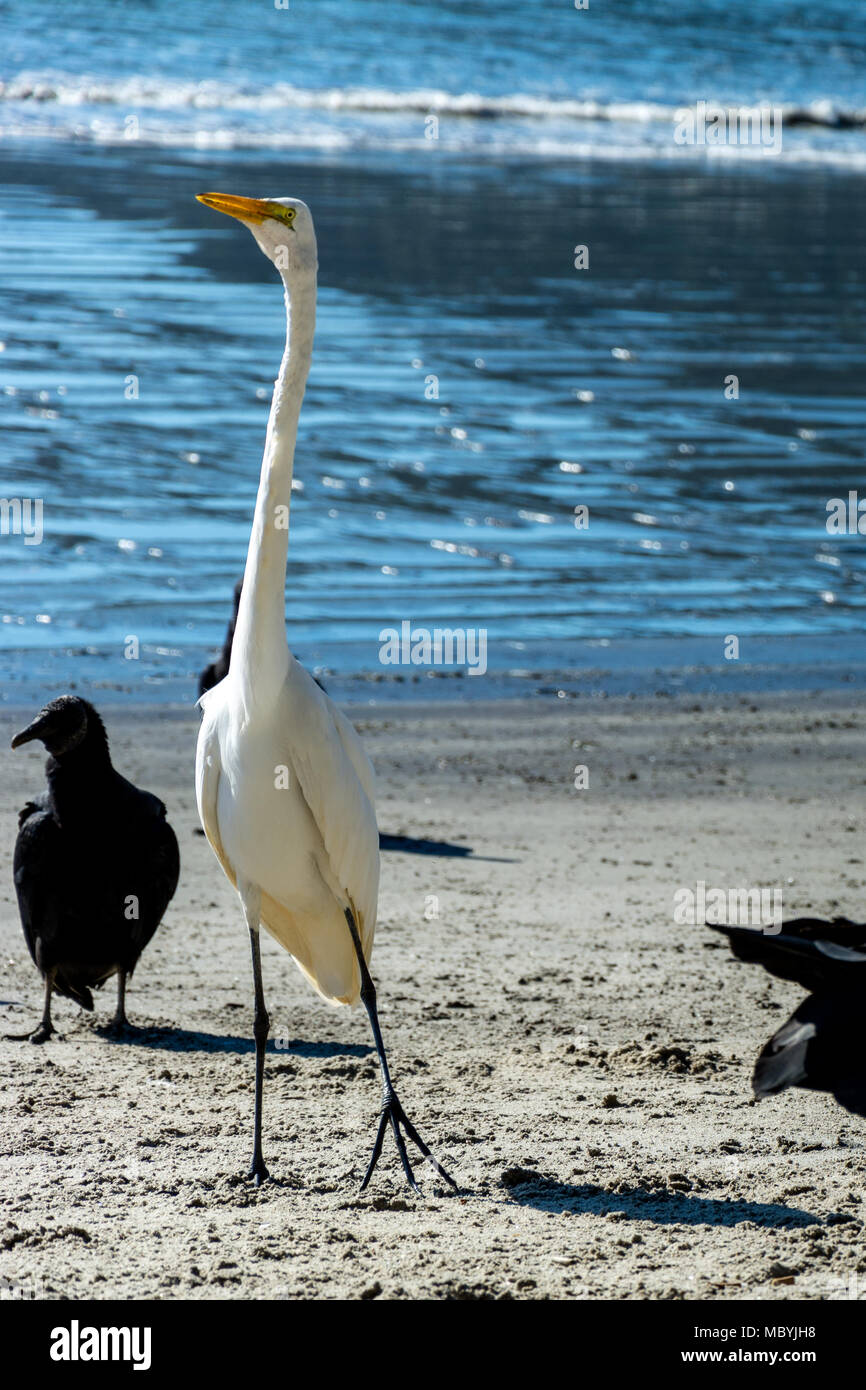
[3,0,866,160]
[1,1,865,702]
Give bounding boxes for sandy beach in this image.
[1,688,864,1302]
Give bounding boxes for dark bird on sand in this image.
[199,579,242,698]
[711,917,866,1118]
[199,579,325,699]
[8,696,180,1042]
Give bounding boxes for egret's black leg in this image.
[247,921,270,1185]
[6,968,56,1044]
[345,909,456,1195]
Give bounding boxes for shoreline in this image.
[3,632,866,710]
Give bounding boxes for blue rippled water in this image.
[0,0,865,700]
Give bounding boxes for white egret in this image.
[194,192,455,1193]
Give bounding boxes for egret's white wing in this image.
[195,703,236,889]
[333,703,376,806]
[283,659,379,956]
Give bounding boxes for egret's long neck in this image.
[231,270,316,706]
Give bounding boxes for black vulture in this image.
[198,578,326,699]
[711,917,866,1118]
[8,695,180,1042]
[198,578,242,698]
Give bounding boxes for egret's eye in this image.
[276,207,296,227]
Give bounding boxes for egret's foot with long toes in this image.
[361,1087,457,1195]
[248,1156,270,1187]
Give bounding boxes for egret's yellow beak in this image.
[196,193,281,225]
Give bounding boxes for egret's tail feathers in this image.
[259,891,366,1006]
[754,992,866,1118]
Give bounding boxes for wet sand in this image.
[1,691,864,1301]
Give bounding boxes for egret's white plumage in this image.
[197,658,378,1004]
[193,192,454,1192]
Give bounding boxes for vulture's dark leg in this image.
[345,909,456,1195]
[31,971,56,1044]
[246,919,270,1186]
[105,969,132,1035]
[6,968,56,1044]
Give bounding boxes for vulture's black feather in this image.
[711,917,866,1118]
[9,695,180,1042]
[198,579,242,698]
[198,578,326,700]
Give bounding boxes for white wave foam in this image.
[1,72,864,130]
[1,72,864,167]
[3,116,865,169]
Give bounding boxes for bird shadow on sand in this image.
[94,1022,372,1059]
[193,828,516,863]
[501,1174,829,1229]
[378,833,516,864]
